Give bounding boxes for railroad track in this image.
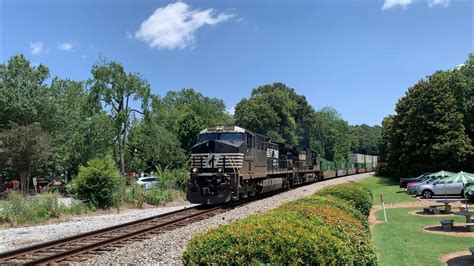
[0,205,228,265]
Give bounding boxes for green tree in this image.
[162,89,231,152]
[379,62,474,177]
[47,78,114,175]
[89,60,151,174]
[350,124,382,155]
[0,123,51,195]
[0,55,50,130]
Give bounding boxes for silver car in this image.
[416,179,465,199]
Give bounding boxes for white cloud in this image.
[30,42,44,55]
[58,42,73,51]
[135,2,234,50]
[428,0,450,7]
[382,0,412,10]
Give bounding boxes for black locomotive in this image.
[186,126,321,205]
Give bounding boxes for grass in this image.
[359,175,415,205]
[358,176,472,266]
[373,208,471,266]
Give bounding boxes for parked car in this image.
[136,176,159,190]
[416,180,465,199]
[407,177,440,195]
[399,173,432,188]
[464,183,474,202]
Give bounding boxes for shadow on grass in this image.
[446,254,474,266]
[373,176,400,186]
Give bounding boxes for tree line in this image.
[378,54,474,178]
[0,54,380,194]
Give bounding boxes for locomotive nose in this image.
[191,140,241,154]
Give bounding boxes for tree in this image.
[234,83,312,145]
[90,60,151,174]
[379,60,474,177]
[350,124,382,155]
[0,55,50,130]
[0,123,51,195]
[47,78,115,175]
[161,89,232,152]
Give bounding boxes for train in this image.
[186,126,378,205]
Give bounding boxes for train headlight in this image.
[217,167,223,173]
[192,168,198,173]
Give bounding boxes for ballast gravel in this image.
[86,173,372,265]
[0,205,196,253]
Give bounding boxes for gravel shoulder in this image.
[85,173,372,265]
[0,204,197,253]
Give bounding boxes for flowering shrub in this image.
[183,211,353,264]
[317,182,373,216]
[278,200,376,264]
[183,182,377,265]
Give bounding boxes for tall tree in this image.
[0,123,51,195]
[379,62,474,177]
[161,89,232,152]
[89,60,150,174]
[0,55,50,130]
[350,124,382,155]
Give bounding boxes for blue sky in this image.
[1,0,472,126]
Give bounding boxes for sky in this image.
[1,0,473,126]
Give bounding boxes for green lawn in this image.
[374,208,471,266]
[358,176,472,266]
[359,176,415,205]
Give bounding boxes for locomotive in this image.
[186,126,378,205]
[186,126,321,205]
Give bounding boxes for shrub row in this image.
[183,182,376,264]
[317,181,373,216]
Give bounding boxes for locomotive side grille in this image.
[191,153,244,169]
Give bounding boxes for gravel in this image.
[0,204,197,253]
[86,173,373,265]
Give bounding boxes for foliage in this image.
[234,83,357,162]
[89,59,151,174]
[379,55,474,177]
[144,188,173,205]
[0,55,50,130]
[350,124,382,155]
[290,195,369,228]
[277,201,376,264]
[161,89,232,152]
[183,211,354,265]
[0,191,89,225]
[317,182,373,216]
[123,184,147,208]
[69,156,125,209]
[0,123,51,195]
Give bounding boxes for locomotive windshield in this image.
[199,133,245,142]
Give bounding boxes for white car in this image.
[136,176,159,190]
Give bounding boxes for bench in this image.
[440,219,454,230]
[465,223,474,232]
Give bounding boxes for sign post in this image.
[380,194,388,222]
[32,177,37,194]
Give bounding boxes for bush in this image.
[69,156,125,209]
[0,191,89,225]
[317,182,373,216]
[290,195,369,229]
[278,200,376,264]
[124,184,147,208]
[145,188,173,205]
[183,211,352,265]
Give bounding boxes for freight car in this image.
[187,126,375,205]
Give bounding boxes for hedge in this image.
[183,211,354,264]
[288,195,369,229]
[278,200,376,264]
[317,182,373,216]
